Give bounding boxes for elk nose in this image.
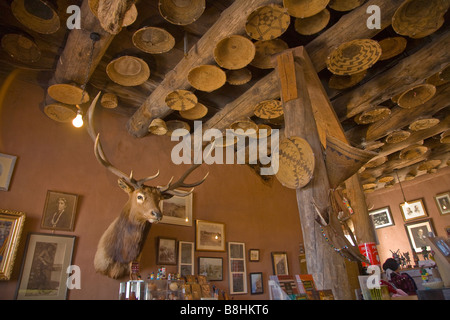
[151,210,162,221]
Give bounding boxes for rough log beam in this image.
[126,0,283,137]
[203,0,404,132]
[332,30,450,121]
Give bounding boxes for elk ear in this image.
[118,178,134,193]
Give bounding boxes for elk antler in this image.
[159,142,214,197]
[87,92,159,188]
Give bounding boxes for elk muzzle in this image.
[149,209,162,223]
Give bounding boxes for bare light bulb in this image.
[72,112,83,128]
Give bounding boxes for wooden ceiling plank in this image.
[332,30,450,120]
[203,0,404,132]
[126,0,284,137]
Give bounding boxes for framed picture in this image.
[41,190,78,231]
[369,206,395,229]
[0,153,17,191]
[434,192,450,215]
[249,249,260,262]
[178,241,194,276]
[228,242,247,294]
[400,198,428,222]
[0,209,26,280]
[157,237,177,265]
[161,192,193,226]
[198,257,223,281]
[405,219,435,253]
[271,252,289,276]
[250,272,264,294]
[195,220,226,252]
[15,233,75,300]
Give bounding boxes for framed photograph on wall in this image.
[405,219,435,253]
[250,272,264,294]
[271,252,289,276]
[157,237,177,265]
[0,153,17,191]
[369,206,395,229]
[198,257,223,281]
[400,198,428,222]
[249,249,260,262]
[0,209,26,280]
[195,220,226,252]
[15,233,75,300]
[41,190,78,231]
[178,241,194,276]
[161,192,193,226]
[434,192,450,215]
[228,242,247,294]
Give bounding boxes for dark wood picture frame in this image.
[156,237,177,265]
[250,272,264,295]
[41,190,78,231]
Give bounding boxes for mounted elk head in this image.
[87,92,208,279]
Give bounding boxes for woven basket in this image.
[44,102,78,123]
[283,0,330,18]
[132,27,175,54]
[392,0,448,39]
[251,39,289,69]
[226,68,252,85]
[245,4,290,41]
[148,118,168,135]
[106,56,150,87]
[440,130,450,143]
[378,176,394,183]
[362,140,385,151]
[188,65,226,92]
[399,144,428,160]
[294,8,330,35]
[365,156,388,168]
[378,37,408,61]
[1,33,41,63]
[179,102,208,120]
[158,0,206,25]
[101,93,118,109]
[409,118,440,131]
[214,35,256,70]
[426,65,450,87]
[275,136,315,189]
[47,83,90,105]
[254,100,284,119]
[165,90,197,111]
[89,0,137,27]
[328,0,365,11]
[397,84,436,109]
[257,124,272,139]
[325,135,376,188]
[385,130,411,144]
[230,118,258,136]
[11,0,60,34]
[354,107,391,125]
[417,159,441,171]
[326,39,382,76]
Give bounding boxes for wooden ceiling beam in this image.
[126,0,284,138]
[332,30,450,121]
[203,0,404,132]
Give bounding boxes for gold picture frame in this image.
[195,220,226,252]
[0,209,26,280]
[0,153,17,191]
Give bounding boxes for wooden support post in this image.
[274,47,352,299]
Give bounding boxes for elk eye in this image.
[137,194,145,202]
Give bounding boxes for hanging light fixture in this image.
[395,170,408,207]
[72,32,100,128]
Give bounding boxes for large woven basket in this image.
[417,159,441,171]
[354,107,391,125]
[230,118,258,136]
[251,39,289,69]
[188,65,226,92]
[409,118,440,131]
[294,8,330,35]
[179,102,208,120]
[89,0,137,27]
[326,39,382,76]
[328,70,367,90]
[158,0,206,25]
[148,118,168,135]
[397,84,436,109]
[378,37,408,61]
[47,83,90,105]
[165,120,190,137]
[1,33,41,63]
[165,90,197,111]
[254,100,284,119]
[132,26,175,54]
[283,0,330,18]
[226,68,252,85]
[101,93,118,109]
[325,135,376,188]
[385,130,411,144]
[392,0,448,38]
[11,0,60,34]
[365,156,388,168]
[214,35,256,70]
[399,144,428,160]
[44,102,78,123]
[275,136,315,189]
[245,4,290,41]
